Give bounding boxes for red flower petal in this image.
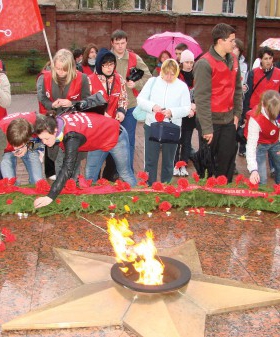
[175,161,187,169]
[155,112,165,122]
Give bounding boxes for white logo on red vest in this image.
[270,130,276,136]
[273,80,280,83]
[70,94,79,100]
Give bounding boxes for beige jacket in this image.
[112,49,151,109]
[0,72,11,109]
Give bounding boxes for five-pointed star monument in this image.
[2,240,280,337]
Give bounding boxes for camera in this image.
[126,67,144,82]
[72,92,108,114]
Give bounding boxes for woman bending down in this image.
[245,89,280,185]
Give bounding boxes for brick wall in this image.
[1,5,280,60]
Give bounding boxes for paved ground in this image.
[0,95,279,337]
[7,94,262,186]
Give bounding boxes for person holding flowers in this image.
[137,58,191,186]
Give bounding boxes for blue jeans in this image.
[256,141,280,184]
[85,126,137,186]
[1,150,43,184]
[121,107,137,171]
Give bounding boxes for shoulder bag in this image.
[133,77,156,122]
[149,119,180,144]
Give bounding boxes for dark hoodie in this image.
[93,48,126,116]
[95,48,116,76]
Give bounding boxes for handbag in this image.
[133,77,156,122]
[149,120,180,144]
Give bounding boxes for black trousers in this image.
[197,121,237,183]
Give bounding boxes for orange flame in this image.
[107,218,164,285]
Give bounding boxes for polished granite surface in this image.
[0,209,279,337]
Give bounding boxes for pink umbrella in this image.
[260,38,280,50]
[142,31,203,59]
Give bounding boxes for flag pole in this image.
[42,28,53,63]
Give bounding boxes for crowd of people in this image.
[0,24,279,209]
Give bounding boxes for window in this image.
[161,0,172,11]
[222,0,235,14]
[107,0,122,9]
[80,0,94,8]
[135,0,146,10]
[192,0,204,12]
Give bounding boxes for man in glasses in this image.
[0,112,44,184]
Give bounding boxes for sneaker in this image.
[180,166,189,176]
[48,175,56,181]
[238,152,246,157]
[173,167,181,176]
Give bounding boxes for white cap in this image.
[180,49,194,63]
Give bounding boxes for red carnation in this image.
[175,161,187,169]
[235,174,245,185]
[216,175,228,186]
[78,175,92,188]
[6,199,13,205]
[1,228,11,236]
[81,201,90,209]
[0,241,6,252]
[200,208,205,216]
[137,171,149,181]
[205,177,217,187]
[248,181,259,190]
[155,196,160,203]
[138,181,148,187]
[56,198,62,204]
[96,178,110,186]
[108,203,116,210]
[159,201,172,212]
[164,185,176,194]
[115,180,131,191]
[152,182,164,191]
[65,179,77,191]
[273,184,280,194]
[155,112,165,122]
[35,179,51,193]
[192,172,200,182]
[177,178,189,189]
[4,233,16,243]
[132,196,139,203]
[174,191,181,198]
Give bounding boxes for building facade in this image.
[38,0,280,17]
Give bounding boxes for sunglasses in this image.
[12,141,34,154]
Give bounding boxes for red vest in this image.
[60,113,119,152]
[126,51,139,97]
[39,71,83,115]
[202,52,238,112]
[89,72,122,118]
[0,107,7,120]
[0,111,37,152]
[249,67,280,109]
[244,106,279,144]
[81,65,94,75]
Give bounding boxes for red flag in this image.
[0,0,44,46]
